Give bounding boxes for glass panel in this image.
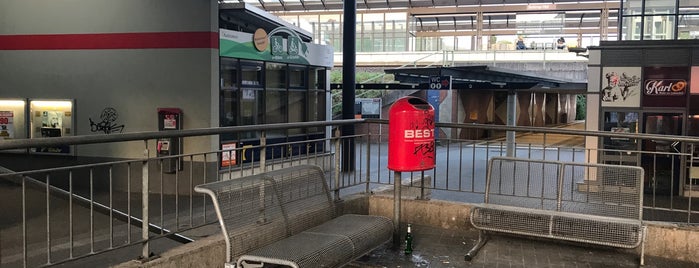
[680,0,699,14]
[289,65,307,88]
[688,115,699,137]
[622,16,644,40]
[645,0,676,15]
[319,14,341,47]
[241,88,263,139]
[623,0,644,16]
[241,60,263,86]
[642,113,683,195]
[602,111,639,151]
[266,62,287,89]
[265,62,287,138]
[288,89,306,135]
[309,68,327,133]
[221,89,238,127]
[643,15,675,40]
[220,57,239,140]
[266,89,287,138]
[220,57,238,90]
[678,14,699,39]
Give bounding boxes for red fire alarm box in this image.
[387,97,435,172]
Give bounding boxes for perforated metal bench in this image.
[465,157,647,265]
[194,165,393,268]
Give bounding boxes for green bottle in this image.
[404,223,413,255]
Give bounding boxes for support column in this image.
[476,12,483,51]
[601,7,609,41]
[506,90,517,157]
[342,0,356,172]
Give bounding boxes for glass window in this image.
[266,62,286,89]
[621,16,644,40]
[645,0,676,15]
[309,67,327,133]
[680,0,699,14]
[241,60,263,86]
[678,15,699,39]
[643,15,675,40]
[221,89,238,127]
[240,61,263,139]
[220,57,239,129]
[220,58,238,90]
[602,111,639,151]
[623,0,644,16]
[265,63,287,138]
[289,65,307,88]
[289,65,307,135]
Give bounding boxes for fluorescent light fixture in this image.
[0,100,26,107]
[31,100,72,109]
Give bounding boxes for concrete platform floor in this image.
[351,224,697,268]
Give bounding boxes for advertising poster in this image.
[0,111,14,139]
[601,67,642,107]
[221,143,237,167]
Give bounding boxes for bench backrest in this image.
[194,165,334,263]
[485,157,644,220]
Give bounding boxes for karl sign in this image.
[644,79,687,96]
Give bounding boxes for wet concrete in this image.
[351,224,698,268]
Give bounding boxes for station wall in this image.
[0,0,219,158]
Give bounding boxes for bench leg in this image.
[464,230,489,261]
[639,226,647,266]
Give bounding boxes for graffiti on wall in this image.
[90,107,125,134]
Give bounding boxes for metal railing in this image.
[0,119,698,267]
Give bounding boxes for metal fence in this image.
[0,119,698,267]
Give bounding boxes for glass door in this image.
[642,112,684,195]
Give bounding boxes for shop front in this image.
[217,4,333,167]
[590,41,699,196]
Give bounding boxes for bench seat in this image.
[237,214,392,268]
[465,157,646,265]
[471,203,643,248]
[195,165,393,268]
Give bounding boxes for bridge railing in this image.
[1,119,698,267]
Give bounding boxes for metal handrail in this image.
[0,119,362,150]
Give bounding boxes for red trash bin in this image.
[387,96,435,172]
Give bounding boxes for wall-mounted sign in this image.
[355,98,382,119]
[601,67,641,108]
[253,28,268,52]
[0,111,14,139]
[644,79,687,96]
[642,66,688,107]
[429,76,451,90]
[221,143,236,167]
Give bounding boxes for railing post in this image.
[260,131,266,172]
[365,129,371,194]
[140,140,150,262]
[334,127,341,201]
